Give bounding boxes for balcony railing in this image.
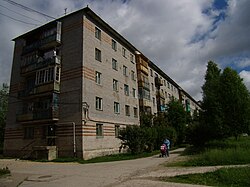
[18,82,60,98]
[21,56,61,74]
[22,34,61,54]
[17,109,59,122]
[138,80,150,90]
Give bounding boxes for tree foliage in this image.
[220,67,250,139]
[188,61,250,146]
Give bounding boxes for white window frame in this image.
[123,65,128,76]
[95,27,101,40]
[112,39,117,51]
[96,97,103,110]
[124,84,129,96]
[113,79,118,91]
[112,58,118,70]
[114,102,120,114]
[95,48,101,62]
[95,71,101,85]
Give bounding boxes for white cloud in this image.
[239,70,250,91]
[1,0,250,101]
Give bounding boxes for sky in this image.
[0,0,250,100]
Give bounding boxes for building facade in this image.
[4,7,200,159]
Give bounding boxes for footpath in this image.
[0,148,248,187]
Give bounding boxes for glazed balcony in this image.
[40,33,61,49]
[21,56,61,75]
[139,99,151,107]
[138,80,150,90]
[17,109,59,122]
[18,82,60,98]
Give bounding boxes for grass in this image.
[44,150,160,164]
[0,167,10,177]
[163,166,250,187]
[166,136,250,167]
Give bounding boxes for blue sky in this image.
[0,0,249,100]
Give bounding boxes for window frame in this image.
[124,84,129,96]
[95,71,101,85]
[96,123,103,137]
[112,58,118,71]
[112,39,117,51]
[125,105,130,116]
[95,97,103,110]
[114,102,120,114]
[95,27,101,40]
[123,65,128,76]
[95,48,102,62]
[133,107,138,118]
[113,79,118,91]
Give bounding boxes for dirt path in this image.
[0,148,248,187]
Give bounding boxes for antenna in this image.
[64,8,67,15]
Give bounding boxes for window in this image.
[96,123,103,137]
[151,83,154,91]
[130,54,134,63]
[167,82,170,89]
[150,69,153,77]
[95,71,101,85]
[164,80,166,86]
[36,67,56,85]
[122,47,126,57]
[153,97,156,106]
[124,84,129,96]
[95,27,101,40]
[24,127,34,139]
[112,39,117,51]
[123,65,128,76]
[112,58,118,70]
[114,102,120,114]
[132,88,136,98]
[96,97,103,110]
[113,79,118,91]
[95,48,101,62]
[125,105,130,116]
[55,67,60,81]
[115,125,120,138]
[131,70,135,81]
[171,85,173,91]
[134,107,138,118]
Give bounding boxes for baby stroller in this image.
[159,144,167,157]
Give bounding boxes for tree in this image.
[166,99,187,144]
[201,61,224,140]
[0,83,9,152]
[220,67,250,139]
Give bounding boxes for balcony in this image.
[40,34,61,50]
[138,80,150,90]
[18,82,60,98]
[17,109,59,122]
[21,56,61,75]
[137,64,149,75]
[139,99,151,107]
[22,41,40,54]
[157,91,165,99]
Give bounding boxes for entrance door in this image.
[47,125,56,146]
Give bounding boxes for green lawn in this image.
[166,136,250,167]
[163,166,250,187]
[162,136,250,186]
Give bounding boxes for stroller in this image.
[159,144,167,157]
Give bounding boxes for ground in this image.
[0,148,246,187]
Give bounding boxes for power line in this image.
[3,0,56,19]
[0,4,44,24]
[0,12,39,26]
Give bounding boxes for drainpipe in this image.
[72,122,76,157]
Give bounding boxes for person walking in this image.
[163,138,170,157]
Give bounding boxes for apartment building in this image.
[4,7,200,160]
